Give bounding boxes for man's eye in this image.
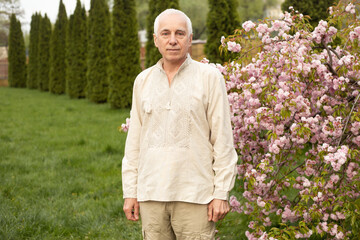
[162,32,169,36]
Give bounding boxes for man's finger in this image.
[220,204,228,220]
[134,203,139,220]
[123,198,139,221]
[124,208,133,220]
[207,203,213,221]
[212,210,220,222]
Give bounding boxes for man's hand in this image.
[207,199,230,222]
[123,198,139,221]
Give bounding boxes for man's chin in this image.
[166,56,187,64]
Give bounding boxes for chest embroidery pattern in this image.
[144,77,192,149]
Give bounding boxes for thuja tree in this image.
[205,0,239,64]
[66,0,87,99]
[109,0,141,108]
[49,0,67,94]
[27,13,41,89]
[87,0,110,103]
[38,14,52,91]
[145,0,179,68]
[282,0,338,28]
[214,1,360,239]
[8,13,26,88]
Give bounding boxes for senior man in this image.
[122,8,238,240]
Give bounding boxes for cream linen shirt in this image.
[122,55,238,204]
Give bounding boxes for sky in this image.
[20,0,91,32]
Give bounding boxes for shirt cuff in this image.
[212,190,229,201]
[123,193,137,199]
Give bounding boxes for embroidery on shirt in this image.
[143,74,191,149]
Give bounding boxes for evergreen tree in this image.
[205,0,240,64]
[66,0,87,98]
[27,13,41,89]
[109,0,141,108]
[38,14,52,91]
[282,0,337,28]
[66,13,74,90]
[49,0,68,94]
[8,14,26,88]
[145,0,179,68]
[87,0,110,103]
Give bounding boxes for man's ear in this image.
[189,33,193,44]
[153,33,158,47]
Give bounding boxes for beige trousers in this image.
[139,201,216,240]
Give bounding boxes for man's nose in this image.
[169,33,177,45]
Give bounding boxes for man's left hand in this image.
[207,199,230,222]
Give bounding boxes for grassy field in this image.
[0,87,247,239]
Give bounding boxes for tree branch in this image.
[337,93,360,147]
[322,38,338,77]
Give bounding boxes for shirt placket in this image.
[164,77,174,147]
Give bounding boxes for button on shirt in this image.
[122,56,238,204]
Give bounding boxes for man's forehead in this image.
[158,14,188,31]
[159,26,187,32]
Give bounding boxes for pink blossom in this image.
[248,221,256,229]
[354,26,360,35]
[200,58,209,64]
[120,118,130,132]
[338,55,354,65]
[349,31,358,42]
[330,174,340,183]
[227,41,241,52]
[330,224,338,236]
[230,195,240,208]
[345,3,355,14]
[259,232,269,240]
[220,36,226,47]
[336,212,345,220]
[257,197,266,208]
[256,24,269,35]
[336,231,344,239]
[242,20,256,32]
[303,178,311,187]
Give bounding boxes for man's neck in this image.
[162,58,186,74]
[162,58,187,85]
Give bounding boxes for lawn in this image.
[0,87,141,239]
[0,87,247,239]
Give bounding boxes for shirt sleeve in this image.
[122,78,142,199]
[207,71,238,201]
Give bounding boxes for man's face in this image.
[154,14,192,66]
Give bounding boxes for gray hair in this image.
[154,9,193,36]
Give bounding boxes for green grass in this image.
[0,87,248,239]
[0,87,141,239]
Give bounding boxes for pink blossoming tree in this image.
[214,1,360,239]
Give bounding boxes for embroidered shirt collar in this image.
[155,54,192,73]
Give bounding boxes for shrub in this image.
[87,0,110,103]
[66,0,87,99]
[8,14,26,88]
[49,0,68,94]
[216,1,360,239]
[27,13,41,89]
[108,0,141,109]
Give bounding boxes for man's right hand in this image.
[123,198,139,221]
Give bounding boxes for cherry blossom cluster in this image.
[210,1,360,239]
[119,117,130,132]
